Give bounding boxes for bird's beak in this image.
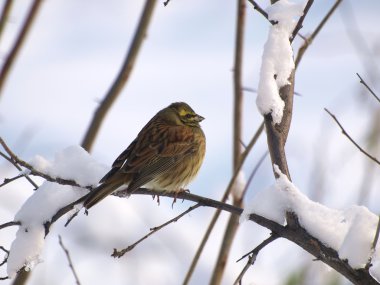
[195,114,205,122]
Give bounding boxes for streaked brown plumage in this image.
[83,102,206,209]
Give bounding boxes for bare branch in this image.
[325,108,380,166]
[0,0,13,41]
[112,203,201,258]
[0,149,38,190]
[182,122,264,285]
[233,234,278,285]
[240,151,268,198]
[290,0,314,43]
[247,0,277,25]
[0,246,9,267]
[0,174,25,188]
[0,221,21,230]
[0,0,44,98]
[295,0,343,69]
[58,236,81,285]
[81,0,157,151]
[356,73,380,103]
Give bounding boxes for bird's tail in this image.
[83,180,124,209]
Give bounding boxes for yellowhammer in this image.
[84,102,206,209]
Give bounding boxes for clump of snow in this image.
[241,165,380,274]
[7,146,108,278]
[29,145,108,186]
[256,0,304,124]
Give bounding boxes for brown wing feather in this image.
[123,123,196,193]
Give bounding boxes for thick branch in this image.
[81,0,157,151]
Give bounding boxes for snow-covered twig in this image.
[58,236,81,285]
[356,73,380,103]
[112,203,201,258]
[324,108,380,166]
[233,234,279,285]
[0,137,92,190]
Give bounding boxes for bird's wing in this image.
[123,124,196,193]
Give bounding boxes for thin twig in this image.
[295,0,343,69]
[233,234,279,285]
[112,203,201,258]
[247,0,277,25]
[0,149,38,189]
[0,0,43,97]
[0,246,9,267]
[58,235,81,285]
[81,0,157,151]
[0,221,21,230]
[0,137,92,189]
[0,174,25,188]
[240,151,268,198]
[182,122,264,285]
[356,73,380,103]
[163,0,170,6]
[0,0,13,41]
[325,108,380,166]
[365,215,380,270]
[290,0,314,43]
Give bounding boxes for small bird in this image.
[83,102,206,209]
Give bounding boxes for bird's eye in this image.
[185,114,193,119]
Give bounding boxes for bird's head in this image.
[164,102,204,127]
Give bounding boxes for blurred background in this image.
[0,0,379,284]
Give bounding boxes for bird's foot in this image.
[171,188,189,208]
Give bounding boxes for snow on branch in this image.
[256,0,304,125]
[1,140,379,284]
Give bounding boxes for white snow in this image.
[241,165,380,276]
[7,146,107,278]
[29,145,108,186]
[256,0,304,124]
